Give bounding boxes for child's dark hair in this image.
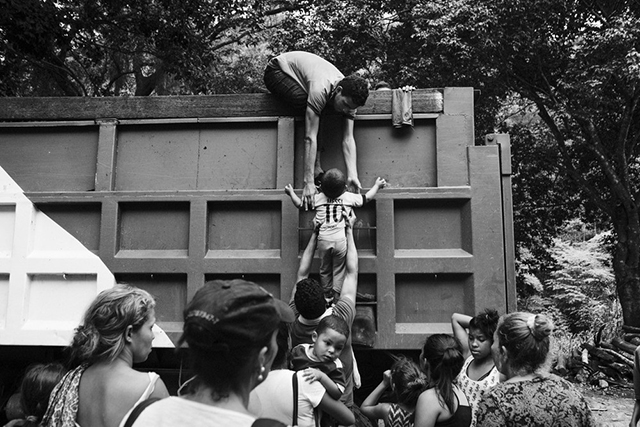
[316,315,350,339]
[469,308,500,341]
[390,355,427,408]
[20,362,67,427]
[321,169,347,200]
[294,278,326,320]
[337,74,369,107]
[421,334,464,414]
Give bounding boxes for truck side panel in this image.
[0,89,513,349]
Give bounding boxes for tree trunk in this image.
[613,211,640,328]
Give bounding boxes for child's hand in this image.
[382,370,392,387]
[284,184,294,196]
[375,177,387,189]
[302,367,323,383]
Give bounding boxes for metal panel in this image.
[0,127,99,191]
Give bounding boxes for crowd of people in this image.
[0,50,621,426]
[0,223,602,427]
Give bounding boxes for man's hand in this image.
[302,181,317,210]
[347,176,362,194]
[345,211,357,229]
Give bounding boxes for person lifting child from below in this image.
[285,169,386,301]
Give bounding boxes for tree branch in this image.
[533,99,612,215]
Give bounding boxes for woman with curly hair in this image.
[41,285,169,427]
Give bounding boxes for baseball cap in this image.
[180,279,294,350]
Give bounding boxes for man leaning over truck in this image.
[264,51,369,211]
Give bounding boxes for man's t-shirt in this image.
[268,51,356,118]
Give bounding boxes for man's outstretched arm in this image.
[290,228,319,303]
[302,107,321,210]
[340,214,358,304]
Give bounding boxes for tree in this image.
[405,0,640,325]
[0,0,307,96]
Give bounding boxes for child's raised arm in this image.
[451,312,472,360]
[364,177,387,201]
[360,369,392,421]
[285,184,303,209]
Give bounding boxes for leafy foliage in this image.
[0,0,307,96]
[520,220,621,350]
[546,227,619,335]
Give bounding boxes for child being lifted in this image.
[285,168,386,301]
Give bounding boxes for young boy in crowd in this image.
[285,169,386,301]
[291,315,350,427]
[290,315,349,401]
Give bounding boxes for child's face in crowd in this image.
[312,328,347,362]
[468,327,492,361]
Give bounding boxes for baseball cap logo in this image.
[186,309,218,324]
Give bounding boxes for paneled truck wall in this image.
[0,88,515,350]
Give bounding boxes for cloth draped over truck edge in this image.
[391,89,413,128]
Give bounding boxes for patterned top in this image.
[475,375,596,427]
[385,403,414,427]
[455,356,500,427]
[40,364,86,427]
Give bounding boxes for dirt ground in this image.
[580,383,636,426]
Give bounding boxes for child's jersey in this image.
[314,192,366,240]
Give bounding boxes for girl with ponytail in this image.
[360,356,428,427]
[476,312,595,426]
[414,334,471,427]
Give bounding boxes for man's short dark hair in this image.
[321,168,346,200]
[294,278,326,319]
[338,74,369,107]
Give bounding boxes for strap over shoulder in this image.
[123,397,162,427]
